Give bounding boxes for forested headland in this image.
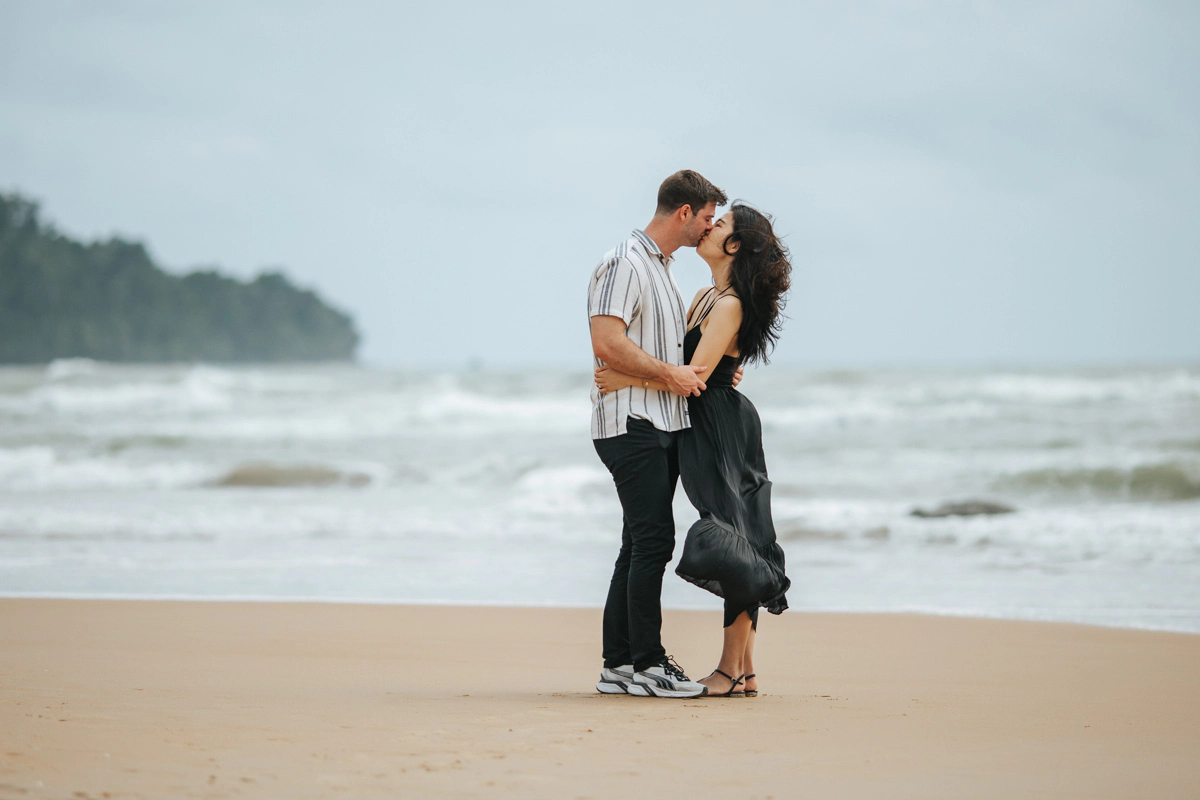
[0,193,359,363]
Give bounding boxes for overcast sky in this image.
[2,1,1197,368]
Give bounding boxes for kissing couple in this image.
[588,170,792,699]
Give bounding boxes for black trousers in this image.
[594,418,679,672]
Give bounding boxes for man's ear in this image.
[677,204,693,223]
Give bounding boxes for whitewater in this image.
[2,360,1198,632]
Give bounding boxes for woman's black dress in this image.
[675,306,790,629]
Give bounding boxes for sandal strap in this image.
[712,669,745,689]
[710,669,746,696]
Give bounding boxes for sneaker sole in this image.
[630,681,707,699]
[596,680,629,694]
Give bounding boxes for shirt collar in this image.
[632,229,671,266]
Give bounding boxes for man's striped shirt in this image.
[587,229,690,439]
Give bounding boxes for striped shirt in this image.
[587,229,690,439]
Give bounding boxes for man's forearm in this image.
[597,335,671,382]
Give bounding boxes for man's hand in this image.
[663,364,707,397]
[732,365,745,389]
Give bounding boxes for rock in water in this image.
[215,463,370,488]
[911,499,1016,518]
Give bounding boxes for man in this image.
[587,170,732,699]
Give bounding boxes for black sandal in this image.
[707,669,745,698]
[744,673,758,698]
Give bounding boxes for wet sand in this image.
[2,599,1198,798]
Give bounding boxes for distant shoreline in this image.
[0,593,1196,636]
[1,192,359,363]
[3,358,1200,373]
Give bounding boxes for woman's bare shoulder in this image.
[711,294,743,317]
[698,294,743,338]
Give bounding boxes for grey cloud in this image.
[1,0,1196,366]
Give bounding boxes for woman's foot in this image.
[698,668,744,697]
[743,673,758,696]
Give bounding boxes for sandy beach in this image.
[1,599,1198,799]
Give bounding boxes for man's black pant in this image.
[593,418,679,672]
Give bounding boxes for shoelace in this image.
[661,655,690,682]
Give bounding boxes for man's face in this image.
[682,202,718,247]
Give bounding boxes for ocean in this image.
[2,360,1198,632]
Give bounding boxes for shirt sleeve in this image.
[588,256,640,325]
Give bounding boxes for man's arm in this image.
[590,316,706,397]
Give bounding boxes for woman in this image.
[596,202,792,698]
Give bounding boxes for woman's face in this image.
[697,211,736,262]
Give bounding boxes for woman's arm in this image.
[688,297,742,380]
[597,297,742,394]
[595,368,670,394]
[591,316,708,396]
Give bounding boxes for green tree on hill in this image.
[0,192,359,363]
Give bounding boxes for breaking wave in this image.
[0,446,211,491]
[45,358,101,380]
[0,366,235,417]
[0,448,378,491]
[995,462,1200,501]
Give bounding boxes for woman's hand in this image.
[594,367,630,394]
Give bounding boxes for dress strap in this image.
[687,286,717,327]
[690,286,735,328]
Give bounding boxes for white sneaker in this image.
[596,665,635,694]
[627,656,708,698]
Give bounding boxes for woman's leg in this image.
[743,620,757,693]
[742,606,759,692]
[698,610,754,694]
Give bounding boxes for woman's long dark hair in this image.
[721,202,791,365]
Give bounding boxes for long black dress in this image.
[675,293,791,629]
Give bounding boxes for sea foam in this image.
[1,363,1198,632]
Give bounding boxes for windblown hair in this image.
[722,202,791,365]
[656,170,728,217]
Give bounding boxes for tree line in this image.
[0,192,359,364]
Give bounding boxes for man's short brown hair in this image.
[655,170,727,216]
